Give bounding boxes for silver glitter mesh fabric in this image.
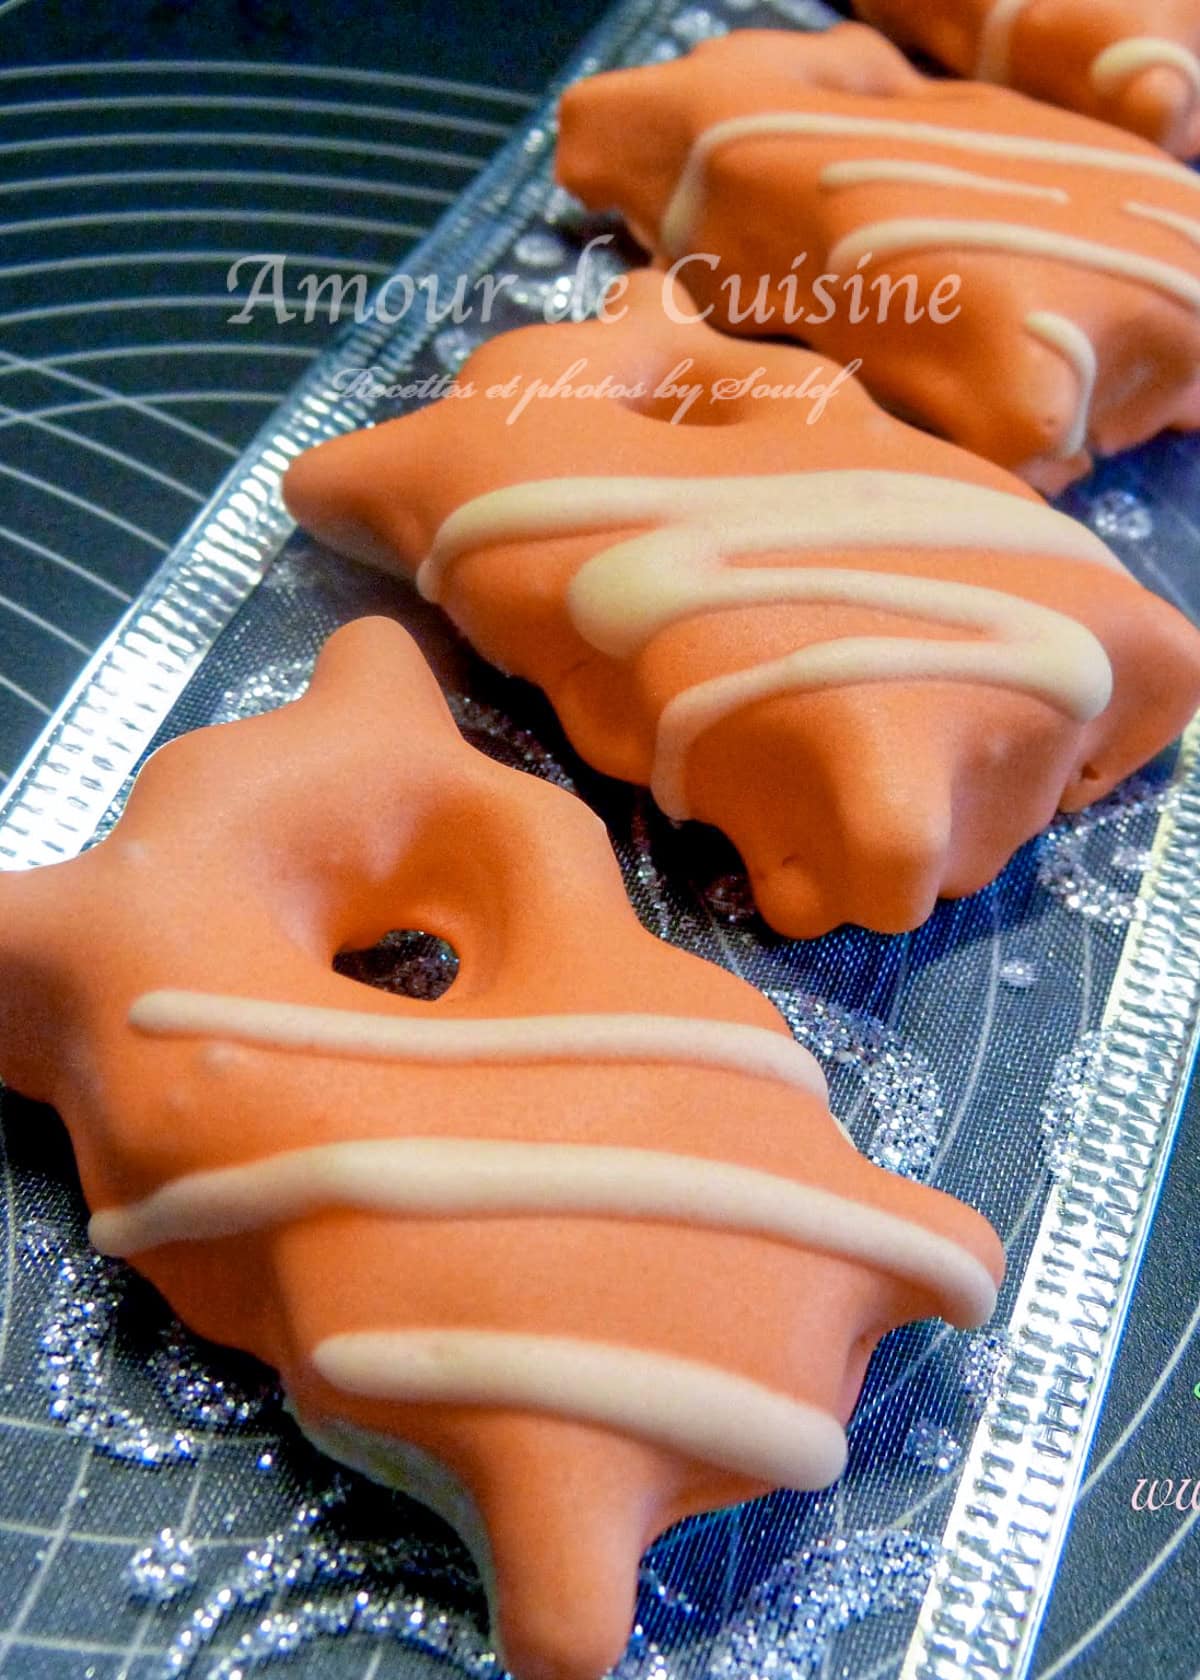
[2,1,1200,1677]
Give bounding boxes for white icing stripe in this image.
[661,111,1200,255]
[1091,38,1200,99]
[128,990,829,1102]
[976,0,1031,83]
[826,219,1200,313]
[87,1137,998,1326]
[647,617,1105,820]
[820,159,1068,204]
[421,471,1116,821]
[419,472,1124,603]
[1125,199,1200,248]
[1025,312,1097,459]
[312,1330,850,1490]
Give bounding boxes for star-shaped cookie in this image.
[283,277,1200,937]
[0,618,1003,1680]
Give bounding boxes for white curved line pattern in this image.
[0,1447,95,1674]
[11,391,289,435]
[0,296,396,329]
[0,207,433,239]
[0,129,488,172]
[2,342,314,368]
[0,396,205,502]
[0,461,168,548]
[0,521,131,602]
[1037,1504,1200,1678]
[0,590,89,653]
[0,167,460,203]
[0,347,257,459]
[0,58,539,106]
[0,92,514,139]
[0,54,499,787]
[1079,1286,1200,1497]
[0,672,51,716]
[0,249,395,282]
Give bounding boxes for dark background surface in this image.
[0,2,1196,1676]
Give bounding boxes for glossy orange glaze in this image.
[556,23,1200,488]
[854,0,1200,156]
[0,617,1003,1680]
[283,278,1200,938]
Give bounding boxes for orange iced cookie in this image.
[283,276,1200,938]
[556,23,1200,490]
[853,0,1200,156]
[0,617,1003,1680]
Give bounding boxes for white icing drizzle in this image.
[1091,37,1200,99]
[826,219,1200,313]
[660,110,1200,257]
[128,989,829,1102]
[312,1330,850,1490]
[1024,312,1098,459]
[976,0,1032,83]
[420,471,1116,822]
[1125,198,1200,248]
[87,1136,999,1327]
[420,472,1123,601]
[819,158,1068,204]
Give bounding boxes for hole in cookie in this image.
[333,929,459,1001]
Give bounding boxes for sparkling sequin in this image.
[149,1327,276,1431]
[17,1215,62,1261]
[1111,843,1155,875]
[626,796,675,938]
[767,990,943,1179]
[125,1529,199,1604]
[162,1481,489,1679]
[540,186,585,227]
[259,541,321,595]
[960,1330,1014,1405]
[706,1530,937,1680]
[508,275,572,315]
[1040,1031,1106,1179]
[1038,776,1170,926]
[639,1562,699,1617]
[998,957,1039,990]
[211,659,315,725]
[904,1420,963,1474]
[1090,488,1154,542]
[513,230,571,269]
[447,693,576,790]
[38,1251,197,1465]
[433,326,483,372]
[670,7,729,43]
[760,0,842,21]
